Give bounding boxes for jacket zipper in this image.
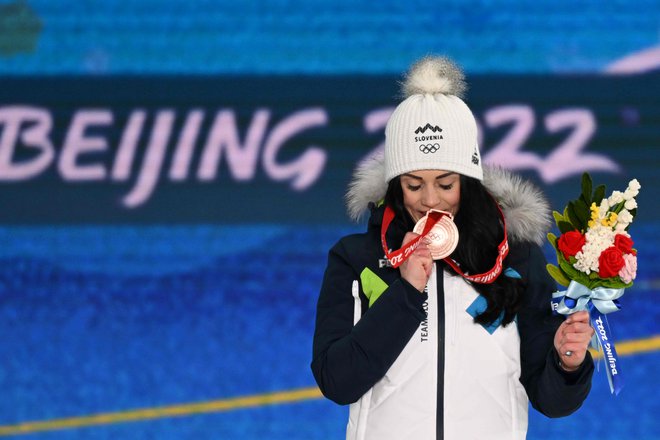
[436,262,445,440]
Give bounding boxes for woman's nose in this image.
[421,187,440,207]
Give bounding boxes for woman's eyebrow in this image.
[435,172,456,180]
[402,172,456,180]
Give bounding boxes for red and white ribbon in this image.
[380,202,509,284]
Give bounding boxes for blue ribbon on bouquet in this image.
[551,280,625,395]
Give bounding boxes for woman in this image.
[311,57,595,440]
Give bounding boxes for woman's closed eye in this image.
[407,183,453,191]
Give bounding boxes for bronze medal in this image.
[413,209,459,260]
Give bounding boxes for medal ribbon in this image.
[381,202,509,284]
[381,206,447,268]
[442,202,509,284]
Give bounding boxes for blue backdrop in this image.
[0,1,658,439]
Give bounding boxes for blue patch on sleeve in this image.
[504,267,522,279]
[466,295,504,334]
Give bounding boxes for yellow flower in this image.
[590,202,600,222]
[608,212,618,227]
[601,212,618,227]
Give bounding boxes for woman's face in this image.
[400,170,461,223]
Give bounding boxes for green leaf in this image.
[547,264,570,287]
[565,198,590,229]
[593,184,606,205]
[547,233,558,251]
[552,211,565,227]
[566,202,583,230]
[557,258,590,287]
[581,173,593,203]
[558,256,578,276]
[593,276,630,290]
[611,201,625,214]
[579,194,590,208]
[577,274,592,288]
[573,199,590,225]
[557,221,575,234]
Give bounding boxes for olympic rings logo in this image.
[419,143,441,154]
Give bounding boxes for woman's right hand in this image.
[399,232,434,292]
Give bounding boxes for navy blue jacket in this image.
[312,206,594,423]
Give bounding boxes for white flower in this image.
[623,188,637,200]
[628,179,641,192]
[608,191,624,205]
[623,179,640,200]
[598,199,610,218]
[574,223,615,274]
[574,252,592,274]
[618,209,633,224]
[624,199,638,210]
[615,222,628,232]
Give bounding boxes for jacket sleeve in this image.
[311,239,427,405]
[517,243,594,417]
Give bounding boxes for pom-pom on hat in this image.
[384,56,482,182]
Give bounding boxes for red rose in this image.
[598,246,625,278]
[613,234,635,255]
[557,231,586,260]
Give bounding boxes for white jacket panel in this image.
[347,268,528,440]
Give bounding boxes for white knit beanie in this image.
[384,56,482,182]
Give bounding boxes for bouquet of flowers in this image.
[546,173,640,395]
[547,173,639,289]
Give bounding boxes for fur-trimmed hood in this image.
[345,151,551,245]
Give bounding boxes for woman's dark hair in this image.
[384,175,416,232]
[384,174,523,327]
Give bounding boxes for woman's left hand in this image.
[553,310,595,372]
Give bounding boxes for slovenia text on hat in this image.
[384,56,483,182]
